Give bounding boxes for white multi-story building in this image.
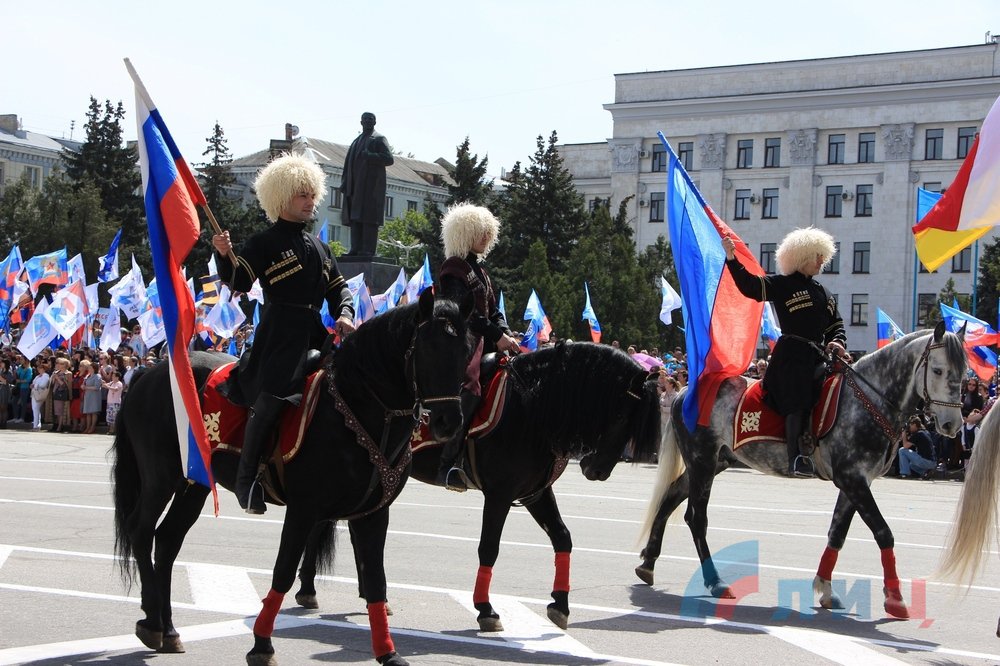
[0,114,80,195]
[560,43,1000,354]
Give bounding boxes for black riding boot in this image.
[785,411,815,478]
[435,389,480,492]
[236,393,285,514]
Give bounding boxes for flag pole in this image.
[198,202,239,266]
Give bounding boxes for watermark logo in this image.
[679,540,933,627]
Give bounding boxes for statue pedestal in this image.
[337,257,402,294]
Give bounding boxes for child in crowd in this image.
[102,370,124,436]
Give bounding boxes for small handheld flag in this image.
[97,229,123,283]
[581,282,602,343]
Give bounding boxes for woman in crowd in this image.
[80,360,102,435]
[50,357,73,433]
[70,359,84,433]
[0,359,12,428]
[102,370,124,436]
[29,360,51,431]
[14,355,33,423]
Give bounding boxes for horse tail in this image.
[110,401,139,589]
[637,412,686,544]
[938,405,1000,586]
[312,521,338,575]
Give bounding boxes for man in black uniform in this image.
[723,227,850,477]
[435,203,521,491]
[212,154,355,513]
[340,112,394,257]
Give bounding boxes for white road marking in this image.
[0,475,109,485]
[0,545,11,570]
[186,563,263,615]
[766,625,909,665]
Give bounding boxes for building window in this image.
[329,186,343,209]
[855,184,873,217]
[858,132,875,163]
[588,197,610,212]
[925,128,943,160]
[23,165,41,190]
[651,144,667,172]
[677,142,694,170]
[957,127,977,159]
[649,192,665,222]
[737,139,753,169]
[851,294,869,326]
[828,134,845,164]
[923,181,943,193]
[384,196,394,218]
[825,186,843,217]
[760,243,777,275]
[952,246,972,273]
[762,188,779,219]
[763,138,781,168]
[823,242,840,274]
[917,293,937,326]
[406,200,419,212]
[734,189,751,220]
[330,224,345,243]
[853,241,870,273]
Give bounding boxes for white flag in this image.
[659,276,682,325]
[99,306,123,352]
[17,298,58,360]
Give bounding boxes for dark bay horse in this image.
[294,341,661,632]
[112,288,471,666]
[940,376,1000,636]
[636,322,965,619]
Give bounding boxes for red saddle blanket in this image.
[411,362,510,452]
[203,362,327,463]
[732,373,844,450]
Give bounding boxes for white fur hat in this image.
[253,154,326,223]
[441,203,501,259]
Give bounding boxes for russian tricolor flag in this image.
[875,308,905,349]
[939,302,998,381]
[761,302,781,351]
[126,59,217,511]
[660,132,764,431]
[581,281,601,343]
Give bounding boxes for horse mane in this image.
[853,327,966,379]
[504,342,660,461]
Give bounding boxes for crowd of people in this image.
[0,343,146,434]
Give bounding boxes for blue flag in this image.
[582,282,602,343]
[318,218,329,243]
[97,229,122,283]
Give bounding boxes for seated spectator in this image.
[898,416,936,479]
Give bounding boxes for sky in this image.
[6,1,999,179]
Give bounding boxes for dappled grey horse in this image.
[637,322,965,619]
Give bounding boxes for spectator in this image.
[122,356,137,392]
[50,357,73,433]
[79,360,102,434]
[13,355,33,423]
[0,359,12,428]
[29,361,51,432]
[102,370,124,436]
[70,360,84,433]
[898,416,936,479]
[659,371,679,416]
[756,358,768,379]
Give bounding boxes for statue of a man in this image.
[340,112,394,256]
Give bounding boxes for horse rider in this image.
[435,203,521,491]
[212,154,355,513]
[722,227,851,477]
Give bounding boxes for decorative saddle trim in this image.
[411,362,510,453]
[732,373,844,451]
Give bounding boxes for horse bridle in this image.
[914,335,963,412]
[404,316,463,421]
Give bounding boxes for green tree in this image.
[448,137,494,206]
[925,278,969,328]
[62,98,144,268]
[377,210,433,273]
[975,237,1000,327]
[492,131,585,276]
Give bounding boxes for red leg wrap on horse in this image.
[880,547,900,590]
[473,565,493,605]
[253,589,285,638]
[553,552,571,593]
[817,546,839,581]
[367,601,395,657]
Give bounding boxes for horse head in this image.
[915,320,966,437]
[410,287,472,443]
[579,367,661,481]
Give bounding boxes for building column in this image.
[608,138,642,235]
[880,123,916,329]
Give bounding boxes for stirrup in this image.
[244,475,267,514]
[792,455,815,479]
[444,467,468,493]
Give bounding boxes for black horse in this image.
[112,288,471,666]
[294,341,661,633]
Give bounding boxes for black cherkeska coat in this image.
[726,257,847,415]
[215,219,353,400]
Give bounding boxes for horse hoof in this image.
[546,605,569,630]
[385,603,393,616]
[478,616,504,632]
[710,582,735,600]
[135,622,163,650]
[376,651,410,666]
[157,634,185,653]
[246,651,278,666]
[635,565,655,586]
[294,592,318,609]
[819,594,844,610]
[884,588,909,619]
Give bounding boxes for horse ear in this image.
[933,319,947,342]
[417,286,435,321]
[957,320,968,342]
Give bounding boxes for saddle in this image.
[732,373,845,451]
[203,362,328,501]
[411,354,511,454]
